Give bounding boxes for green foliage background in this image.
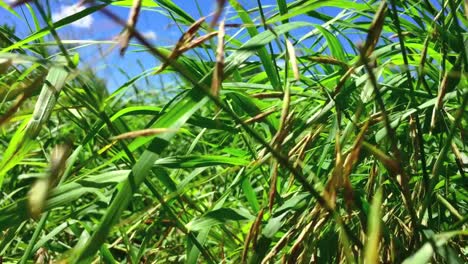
[0,0,467,263]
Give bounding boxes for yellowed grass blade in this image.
[179,32,218,53]
[309,56,349,69]
[268,161,279,212]
[111,128,178,140]
[119,0,142,56]
[242,208,264,263]
[243,108,276,124]
[155,17,217,74]
[362,1,387,57]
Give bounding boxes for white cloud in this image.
[52,4,93,29]
[142,30,157,40]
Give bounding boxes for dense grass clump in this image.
[0,0,467,263]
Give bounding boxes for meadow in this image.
[0,0,467,263]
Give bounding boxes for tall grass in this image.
[0,0,467,263]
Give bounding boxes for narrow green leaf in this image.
[229,0,282,90]
[155,155,248,168]
[186,208,253,231]
[364,188,383,264]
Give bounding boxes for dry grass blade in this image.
[185,16,206,38]
[155,17,217,74]
[343,121,369,177]
[261,231,292,264]
[359,38,419,227]
[290,126,323,172]
[243,108,276,124]
[178,32,218,53]
[242,208,264,263]
[268,161,279,212]
[119,0,142,56]
[430,56,462,130]
[270,85,292,151]
[362,1,388,57]
[341,122,370,209]
[156,17,206,73]
[34,248,49,264]
[287,216,324,262]
[309,56,349,69]
[110,128,178,140]
[210,0,227,27]
[288,133,310,158]
[289,222,314,261]
[8,0,32,8]
[118,0,142,55]
[211,20,225,98]
[333,66,355,95]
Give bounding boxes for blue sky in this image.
[1,0,381,91]
[1,0,287,90]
